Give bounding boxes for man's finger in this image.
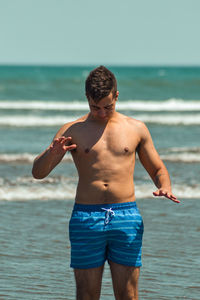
[168,194,180,203]
[64,137,73,144]
[64,144,77,151]
[60,137,68,144]
[166,193,175,200]
[153,190,160,196]
[64,136,72,141]
[61,136,73,145]
[169,194,177,200]
[172,198,180,203]
[153,189,167,196]
[166,192,171,199]
[153,190,180,203]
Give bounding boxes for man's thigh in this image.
[74,265,104,300]
[109,260,140,300]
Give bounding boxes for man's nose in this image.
[98,110,106,117]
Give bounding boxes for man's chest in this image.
[71,124,139,157]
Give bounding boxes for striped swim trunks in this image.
[69,201,144,269]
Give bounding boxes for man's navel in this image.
[85,148,90,153]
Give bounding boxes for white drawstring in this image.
[101,208,115,224]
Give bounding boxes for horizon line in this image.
[1,63,200,68]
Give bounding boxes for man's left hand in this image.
[153,189,180,203]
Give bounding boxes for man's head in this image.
[85,66,119,121]
[85,66,117,103]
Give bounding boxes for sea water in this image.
[0,66,200,299]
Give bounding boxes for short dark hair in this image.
[85,66,117,102]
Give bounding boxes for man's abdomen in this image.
[75,178,135,204]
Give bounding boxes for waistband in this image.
[73,201,137,212]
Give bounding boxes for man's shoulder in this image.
[63,115,87,129]
[54,114,88,138]
[118,114,151,142]
[119,113,147,130]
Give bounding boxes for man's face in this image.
[88,91,119,122]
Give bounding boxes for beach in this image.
[0,66,200,299]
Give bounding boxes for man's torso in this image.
[64,112,142,204]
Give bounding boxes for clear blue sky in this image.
[0,0,200,65]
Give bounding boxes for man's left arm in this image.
[136,122,180,203]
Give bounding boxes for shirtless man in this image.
[32,66,180,300]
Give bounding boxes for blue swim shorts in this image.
[69,201,144,269]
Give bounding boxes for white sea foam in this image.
[0,116,74,127]
[0,153,36,163]
[119,99,200,111]
[160,147,200,162]
[1,113,200,126]
[0,176,77,201]
[0,153,73,163]
[160,153,200,163]
[0,148,200,163]
[166,146,200,153]
[0,182,199,201]
[134,114,200,125]
[0,101,88,110]
[0,184,76,201]
[1,99,200,111]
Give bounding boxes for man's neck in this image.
[88,111,118,123]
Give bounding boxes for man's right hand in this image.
[32,134,77,179]
[49,136,77,155]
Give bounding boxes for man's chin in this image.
[89,114,111,122]
[97,117,109,122]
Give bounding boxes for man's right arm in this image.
[32,124,77,179]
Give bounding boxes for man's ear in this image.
[115,91,119,101]
[85,93,89,101]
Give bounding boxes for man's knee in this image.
[76,286,100,300]
[114,284,138,300]
[74,266,103,300]
[114,276,139,300]
[76,278,100,299]
[109,262,140,300]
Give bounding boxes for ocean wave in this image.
[0,176,77,201]
[1,148,200,164]
[159,147,200,162]
[136,114,200,125]
[0,180,199,201]
[1,99,200,111]
[0,116,74,127]
[165,146,200,153]
[0,184,76,201]
[0,113,200,127]
[0,153,73,163]
[160,153,200,163]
